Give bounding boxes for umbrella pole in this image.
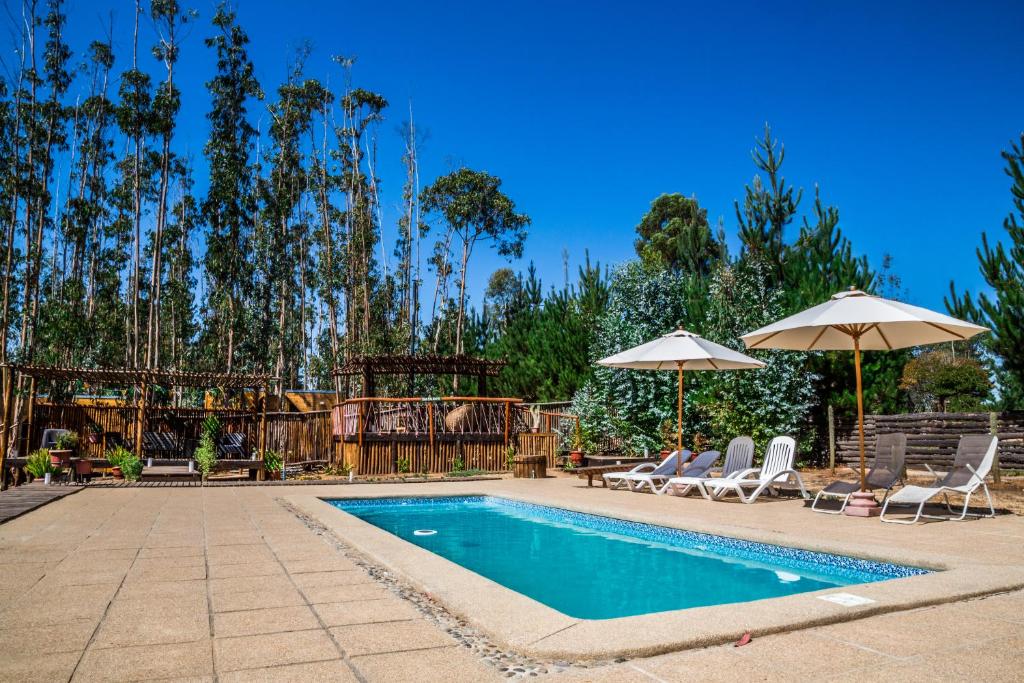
[677,362,684,476]
[853,336,867,492]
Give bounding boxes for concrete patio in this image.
[0,476,1022,681]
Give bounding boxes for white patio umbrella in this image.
[741,288,988,495]
[598,328,765,475]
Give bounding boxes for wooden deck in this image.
[0,483,82,524]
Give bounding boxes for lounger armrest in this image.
[730,467,761,481]
[923,463,945,485]
[963,463,987,487]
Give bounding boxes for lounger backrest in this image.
[760,436,796,480]
[942,435,998,488]
[723,437,754,476]
[684,450,720,478]
[866,432,906,488]
[652,450,689,475]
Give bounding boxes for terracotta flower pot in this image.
[111,466,124,480]
[87,433,100,444]
[569,450,584,464]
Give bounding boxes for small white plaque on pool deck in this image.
[818,592,876,607]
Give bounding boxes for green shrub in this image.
[450,455,465,473]
[201,415,222,440]
[107,445,142,481]
[263,449,283,473]
[397,456,410,474]
[448,468,488,478]
[26,449,54,478]
[55,431,79,451]
[194,433,217,477]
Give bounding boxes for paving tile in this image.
[281,557,360,574]
[213,628,339,672]
[92,601,209,647]
[312,598,421,627]
[351,645,500,682]
[0,649,81,682]
[137,546,205,559]
[0,618,97,654]
[116,578,206,601]
[208,560,285,580]
[291,569,372,590]
[206,544,276,566]
[217,659,359,682]
[213,605,320,637]
[301,583,392,605]
[74,640,213,682]
[211,587,306,613]
[330,618,456,656]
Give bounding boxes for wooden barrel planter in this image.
[512,454,546,479]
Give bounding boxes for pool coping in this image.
[286,491,1024,660]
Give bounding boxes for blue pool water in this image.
[329,495,927,620]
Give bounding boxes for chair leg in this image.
[811,491,848,515]
[880,498,926,524]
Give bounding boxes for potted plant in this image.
[263,449,283,481]
[194,432,217,483]
[26,449,55,485]
[49,431,79,463]
[86,421,103,444]
[107,445,142,482]
[569,421,585,465]
[658,419,676,457]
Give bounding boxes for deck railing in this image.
[333,396,531,444]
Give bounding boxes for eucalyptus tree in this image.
[419,168,530,367]
[115,0,155,366]
[144,0,195,369]
[202,3,262,372]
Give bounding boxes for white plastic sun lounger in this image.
[602,454,676,490]
[811,432,906,514]
[652,449,720,496]
[657,437,754,497]
[703,436,808,503]
[614,451,688,493]
[880,434,997,525]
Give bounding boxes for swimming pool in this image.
[329,495,927,620]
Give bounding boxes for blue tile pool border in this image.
[327,495,930,584]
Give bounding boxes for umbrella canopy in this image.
[741,288,988,492]
[598,328,764,473]
[741,288,988,352]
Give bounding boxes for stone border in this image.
[287,491,1024,660]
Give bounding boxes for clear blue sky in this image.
[62,0,1024,311]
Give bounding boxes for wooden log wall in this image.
[342,439,511,475]
[835,411,1024,469]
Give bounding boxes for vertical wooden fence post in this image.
[990,411,1001,484]
[504,401,510,447]
[428,402,435,466]
[21,377,36,461]
[828,404,836,474]
[134,381,148,459]
[0,366,13,490]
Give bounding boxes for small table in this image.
[575,461,657,487]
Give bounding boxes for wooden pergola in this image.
[333,354,506,399]
[0,364,277,480]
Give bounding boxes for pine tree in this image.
[948,133,1024,408]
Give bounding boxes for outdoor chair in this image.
[880,434,997,524]
[812,432,907,514]
[703,436,809,503]
[621,451,690,493]
[143,431,179,459]
[658,436,754,497]
[651,449,720,496]
[217,432,248,459]
[40,428,70,450]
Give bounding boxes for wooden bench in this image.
[575,461,656,487]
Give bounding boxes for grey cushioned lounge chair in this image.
[811,432,907,514]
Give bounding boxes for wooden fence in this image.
[24,404,331,466]
[835,411,1024,469]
